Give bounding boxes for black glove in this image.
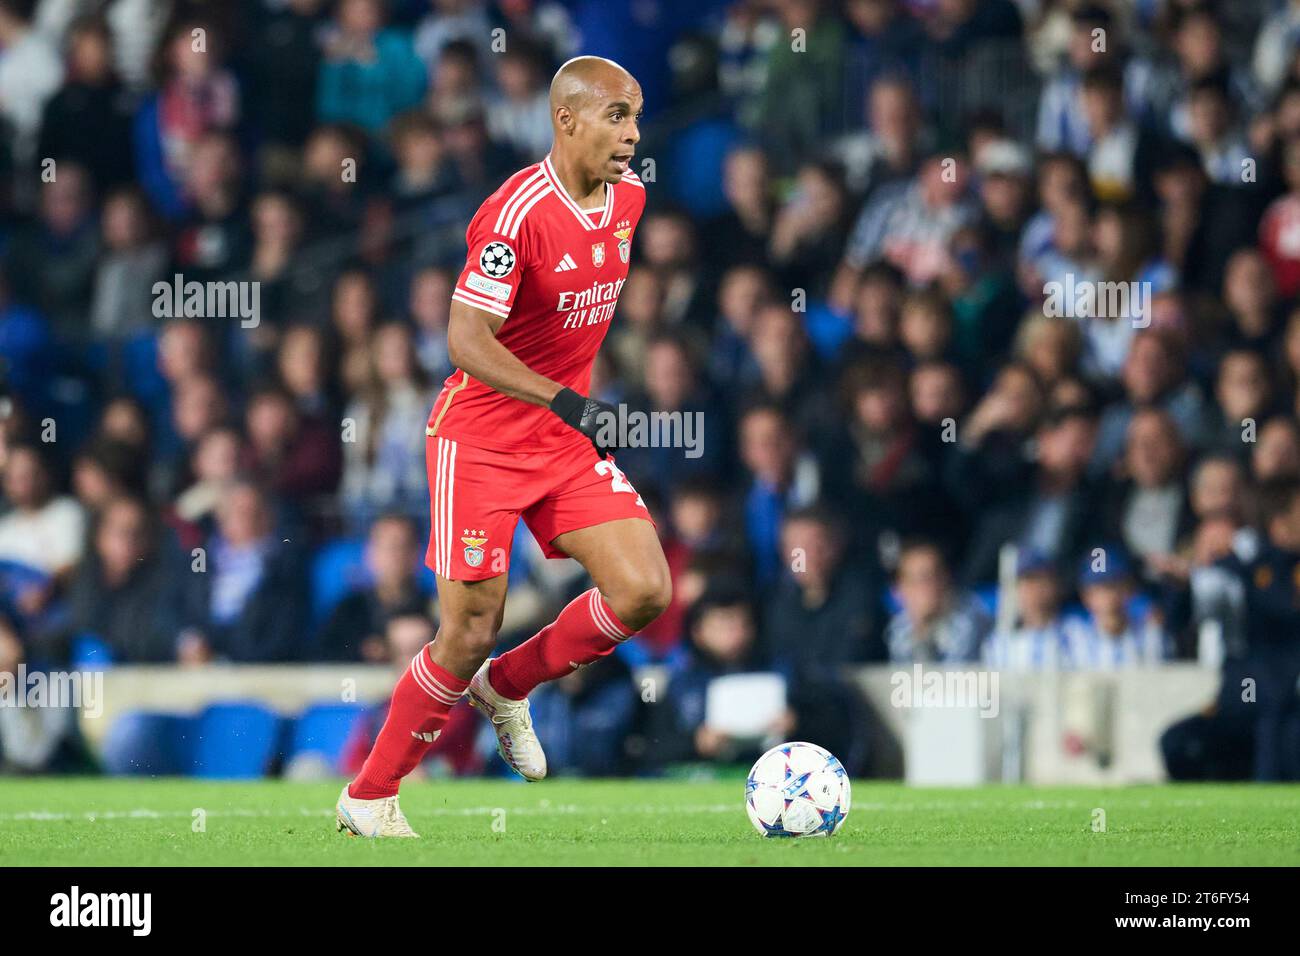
[549,387,617,454]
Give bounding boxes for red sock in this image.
[349,644,468,799]
[489,587,633,699]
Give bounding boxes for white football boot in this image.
[466,659,548,781]
[335,785,420,838]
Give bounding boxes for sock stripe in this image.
[587,589,622,641]
[410,651,464,704]
[423,652,469,697]
[587,588,630,642]
[410,666,459,705]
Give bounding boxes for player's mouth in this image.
[611,152,633,173]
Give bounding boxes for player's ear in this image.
[555,106,574,136]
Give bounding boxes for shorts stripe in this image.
[436,437,458,577]
[440,438,451,576]
[447,440,457,574]
[434,438,446,576]
[435,437,457,577]
[439,439,449,574]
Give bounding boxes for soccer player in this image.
[336,57,670,837]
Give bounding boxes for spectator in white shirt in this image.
[0,0,63,164]
[983,549,1070,671]
[0,443,86,613]
[1082,67,1142,202]
[1065,547,1172,669]
[1253,0,1300,98]
[340,321,437,530]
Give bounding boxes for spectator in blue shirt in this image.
[176,480,309,663]
[316,0,427,133]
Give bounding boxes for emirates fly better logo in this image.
[557,277,625,329]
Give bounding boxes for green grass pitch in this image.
[2,778,1298,866]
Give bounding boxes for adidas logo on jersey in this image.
[410,730,442,743]
[554,253,578,272]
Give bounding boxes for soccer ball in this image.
[745,741,850,838]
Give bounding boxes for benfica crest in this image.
[614,222,632,264]
[591,242,606,267]
[461,532,487,568]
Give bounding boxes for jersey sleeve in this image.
[451,196,531,320]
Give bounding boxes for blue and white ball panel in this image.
[745,742,850,838]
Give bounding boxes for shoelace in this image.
[380,799,415,836]
[489,698,532,730]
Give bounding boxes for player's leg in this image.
[488,516,671,702]
[339,435,520,833]
[471,446,666,778]
[436,572,552,782]
[553,516,673,629]
[427,574,510,677]
[337,573,508,835]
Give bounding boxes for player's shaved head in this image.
[550,56,638,116]
[548,56,642,186]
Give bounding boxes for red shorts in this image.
[425,434,654,581]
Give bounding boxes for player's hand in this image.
[549,387,618,455]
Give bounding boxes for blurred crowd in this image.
[3,0,1300,778]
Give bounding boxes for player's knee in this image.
[439,614,497,660]
[609,571,672,632]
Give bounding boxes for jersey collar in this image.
[542,154,614,231]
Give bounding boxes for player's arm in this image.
[446,300,616,448]
[446,299,561,406]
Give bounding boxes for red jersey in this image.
[428,155,646,452]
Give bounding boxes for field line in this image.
[0,795,1243,825]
